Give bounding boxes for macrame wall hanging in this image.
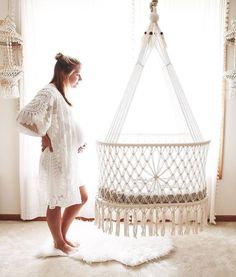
[224,19,236,98]
[95,0,210,237]
[0,0,23,99]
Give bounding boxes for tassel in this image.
[186,207,191,234]
[109,208,113,234]
[194,207,198,234]
[189,207,194,234]
[155,208,159,236]
[98,204,101,229]
[141,209,146,236]
[133,209,138,238]
[200,205,204,231]
[204,200,208,228]
[124,209,129,237]
[178,207,183,235]
[149,209,154,236]
[106,207,111,233]
[109,219,113,234]
[161,207,166,236]
[171,208,176,235]
[95,201,99,225]
[116,210,120,236]
[105,207,109,232]
[101,204,105,232]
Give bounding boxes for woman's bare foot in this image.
[64,238,80,248]
[54,241,75,254]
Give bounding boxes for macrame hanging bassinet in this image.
[95,0,210,237]
[0,2,23,99]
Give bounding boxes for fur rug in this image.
[36,221,174,266]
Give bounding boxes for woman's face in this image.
[68,66,82,88]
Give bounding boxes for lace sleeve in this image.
[16,87,55,137]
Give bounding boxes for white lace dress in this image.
[16,83,85,209]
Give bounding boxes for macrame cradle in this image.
[0,15,23,98]
[95,1,210,237]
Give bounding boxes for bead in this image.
[150,12,159,23]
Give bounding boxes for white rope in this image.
[164,63,203,141]
[106,23,157,143]
[105,9,203,143]
[107,65,143,142]
[106,37,152,142]
[150,19,202,141]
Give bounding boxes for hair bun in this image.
[55,52,64,61]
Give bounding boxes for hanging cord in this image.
[151,8,203,141]
[8,0,15,21]
[105,0,203,143]
[150,0,158,13]
[153,25,202,141]
[105,36,152,143]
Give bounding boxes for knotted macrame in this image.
[95,0,210,237]
[0,15,23,98]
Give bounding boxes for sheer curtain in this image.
[19,0,226,221]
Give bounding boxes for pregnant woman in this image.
[17,53,88,254]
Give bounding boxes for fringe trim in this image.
[95,197,208,237]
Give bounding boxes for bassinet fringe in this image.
[95,197,208,237]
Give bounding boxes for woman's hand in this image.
[78,143,87,153]
[41,133,53,152]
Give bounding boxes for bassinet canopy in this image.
[95,0,210,237]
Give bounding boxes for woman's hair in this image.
[50,53,81,106]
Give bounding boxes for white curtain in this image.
[19,0,44,219]
[19,0,226,221]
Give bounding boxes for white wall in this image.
[0,0,235,216]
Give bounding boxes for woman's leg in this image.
[61,186,88,247]
[46,206,74,254]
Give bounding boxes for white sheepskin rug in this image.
[36,220,174,266]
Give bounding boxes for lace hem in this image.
[48,198,82,209]
[39,183,83,209]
